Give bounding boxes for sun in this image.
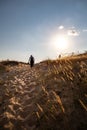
[54,35,68,50]
[52,34,69,50]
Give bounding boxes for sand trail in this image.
[0,65,41,129]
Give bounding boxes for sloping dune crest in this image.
[0,53,87,130]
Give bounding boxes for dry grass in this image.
[35,53,87,130]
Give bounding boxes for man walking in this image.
[29,55,35,68]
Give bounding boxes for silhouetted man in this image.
[29,55,35,68]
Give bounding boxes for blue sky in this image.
[0,0,87,62]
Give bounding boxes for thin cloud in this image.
[67,29,80,36]
[58,25,64,30]
[71,26,75,29]
[83,29,87,32]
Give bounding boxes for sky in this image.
[0,0,87,63]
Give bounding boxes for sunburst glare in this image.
[51,34,69,50]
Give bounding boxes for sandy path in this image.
[0,65,42,130]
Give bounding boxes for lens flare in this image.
[52,34,69,50]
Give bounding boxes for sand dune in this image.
[0,54,87,130]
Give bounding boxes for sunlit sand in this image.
[0,53,87,130]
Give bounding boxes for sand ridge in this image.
[0,55,87,130]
